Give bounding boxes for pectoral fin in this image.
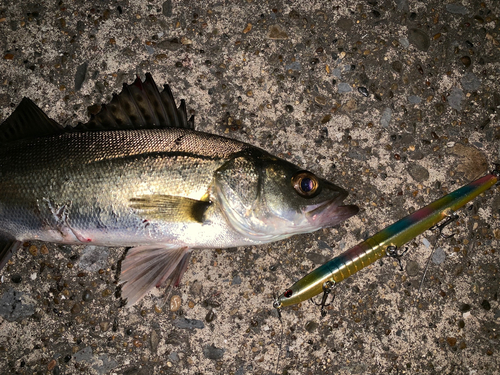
[130,195,210,222]
[119,245,191,307]
[0,239,22,271]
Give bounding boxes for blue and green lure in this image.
[274,169,499,313]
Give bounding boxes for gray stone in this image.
[231,275,242,285]
[446,4,468,15]
[150,329,160,353]
[408,29,430,51]
[408,95,422,104]
[169,351,180,362]
[396,0,409,12]
[145,44,155,55]
[461,72,481,91]
[93,354,118,375]
[74,346,93,362]
[332,68,342,77]
[78,246,109,272]
[0,288,35,322]
[190,280,203,296]
[406,260,420,277]
[172,317,205,330]
[338,82,352,93]
[285,61,301,71]
[431,247,446,265]
[306,252,329,265]
[162,0,173,17]
[336,17,353,31]
[75,62,87,91]
[380,107,392,127]
[399,37,410,48]
[203,344,225,360]
[408,164,429,182]
[448,88,464,110]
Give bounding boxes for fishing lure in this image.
[273,169,499,315]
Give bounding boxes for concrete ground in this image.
[0,0,499,374]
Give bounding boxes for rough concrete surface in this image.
[0,1,499,374]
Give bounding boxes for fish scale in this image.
[0,73,358,306]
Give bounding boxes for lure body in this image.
[274,171,499,309]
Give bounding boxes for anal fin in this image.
[119,245,191,307]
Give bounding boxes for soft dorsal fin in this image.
[76,73,195,131]
[0,98,65,144]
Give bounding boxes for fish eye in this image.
[292,171,319,197]
[284,289,293,298]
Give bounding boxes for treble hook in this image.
[430,212,459,238]
[314,280,335,317]
[385,245,408,271]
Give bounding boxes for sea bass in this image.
[0,73,358,306]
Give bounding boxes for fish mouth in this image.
[304,197,359,228]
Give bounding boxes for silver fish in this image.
[0,73,358,306]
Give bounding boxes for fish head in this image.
[214,149,358,242]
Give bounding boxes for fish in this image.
[0,73,358,306]
[273,169,499,314]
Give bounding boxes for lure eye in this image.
[284,289,293,298]
[292,171,319,197]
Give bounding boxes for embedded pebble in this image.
[162,0,172,17]
[11,274,22,283]
[268,25,288,40]
[448,88,464,110]
[408,29,430,51]
[431,247,446,265]
[190,280,203,296]
[461,72,481,91]
[408,164,429,182]
[396,0,409,12]
[460,56,471,68]
[170,295,182,311]
[74,62,87,91]
[406,261,420,277]
[358,86,369,97]
[446,4,468,15]
[332,68,342,77]
[82,289,92,302]
[172,317,205,330]
[203,344,225,360]
[380,107,392,127]
[206,309,216,323]
[71,303,81,314]
[78,246,109,272]
[399,37,410,48]
[391,61,403,73]
[28,245,38,256]
[481,300,491,311]
[408,95,421,104]
[305,320,319,333]
[73,346,92,362]
[337,83,352,93]
[150,329,160,353]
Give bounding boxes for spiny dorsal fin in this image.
[0,98,65,144]
[76,73,195,131]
